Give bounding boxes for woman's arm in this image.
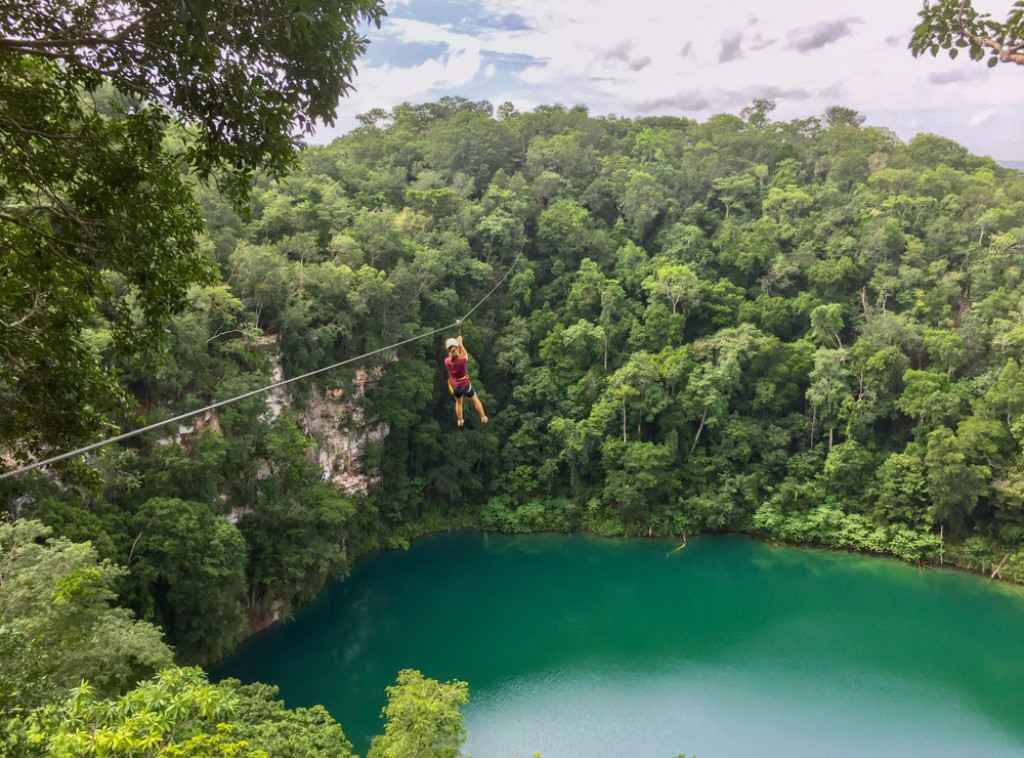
[457,335,468,360]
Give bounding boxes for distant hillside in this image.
[998,159,1024,171]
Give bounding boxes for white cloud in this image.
[969,108,996,128]
[319,0,1024,159]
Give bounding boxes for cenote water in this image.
[210,533,1024,757]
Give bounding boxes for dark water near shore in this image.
[211,532,1024,757]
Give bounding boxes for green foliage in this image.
[0,0,383,459]
[481,496,581,533]
[911,1,1024,69]
[753,503,941,561]
[7,0,1024,745]
[0,56,209,459]
[11,667,246,758]
[6,666,361,758]
[10,94,1024,722]
[0,520,172,712]
[125,498,248,664]
[220,679,356,758]
[366,669,469,758]
[239,418,356,617]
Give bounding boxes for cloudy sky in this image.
[315,0,1024,161]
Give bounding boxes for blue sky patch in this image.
[387,0,534,35]
[480,50,542,74]
[487,13,532,32]
[364,39,450,69]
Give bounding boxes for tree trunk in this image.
[990,553,1011,581]
[691,406,707,454]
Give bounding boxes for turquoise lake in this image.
[210,532,1024,757]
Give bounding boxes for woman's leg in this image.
[454,396,464,425]
[470,394,487,422]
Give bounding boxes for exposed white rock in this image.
[260,337,291,421]
[225,505,254,525]
[297,362,391,494]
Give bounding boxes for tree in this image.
[896,369,962,428]
[1,59,211,461]
[924,426,989,535]
[644,264,701,317]
[806,348,852,450]
[535,199,604,270]
[809,304,845,349]
[2,0,384,180]
[366,669,470,758]
[127,497,248,664]
[911,1,1024,68]
[984,359,1024,428]
[824,106,866,128]
[600,437,678,526]
[422,106,516,191]
[1,0,383,460]
[12,667,251,758]
[9,666,359,758]
[711,171,759,220]
[740,97,777,128]
[0,520,172,711]
[240,418,356,618]
[618,170,666,242]
[221,679,357,758]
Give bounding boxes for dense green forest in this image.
[14,96,1024,610]
[6,94,1024,755]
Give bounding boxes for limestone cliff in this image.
[297,366,388,494]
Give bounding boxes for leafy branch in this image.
[911,0,1024,67]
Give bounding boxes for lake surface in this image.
[210,532,1024,758]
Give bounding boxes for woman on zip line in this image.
[444,329,487,427]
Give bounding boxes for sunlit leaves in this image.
[366,670,469,758]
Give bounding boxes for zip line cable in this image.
[460,247,523,324]
[0,251,523,481]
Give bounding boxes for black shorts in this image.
[451,382,475,398]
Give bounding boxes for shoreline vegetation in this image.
[336,510,1024,615]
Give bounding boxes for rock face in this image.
[261,341,291,421]
[164,338,387,536]
[299,366,388,494]
[259,335,387,494]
